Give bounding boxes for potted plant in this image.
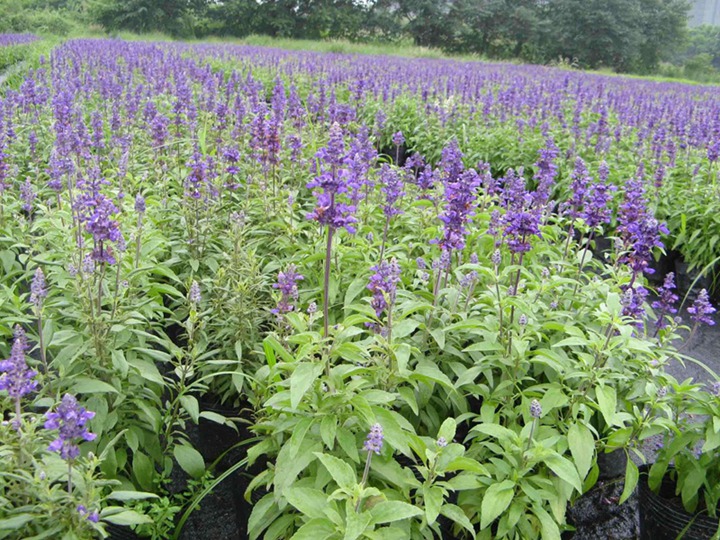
[641,384,720,540]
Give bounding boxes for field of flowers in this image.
[2,36,720,539]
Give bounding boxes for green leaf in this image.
[596,385,619,427]
[106,491,159,501]
[102,510,153,526]
[173,444,205,479]
[290,362,324,409]
[314,452,357,490]
[320,415,338,450]
[423,485,443,524]
[132,452,154,491]
[345,276,367,308]
[619,458,638,505]
[0,514,35,530]
[370,501,423,525]
[441,503,475,536]
[545,454,583,493]
[290,518,336,540]
[180,395,200,423]
[345,504,372,540]
[285,487,329,520]
[532,503,561,540]
[481,480,515,529]
[71,377,118,394]
[430,328,445,350]
[437,418,457,443]
[568,423,595,480]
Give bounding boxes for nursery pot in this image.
[597,449,627,481]
[107,524,142,540]
[638,466,720,540]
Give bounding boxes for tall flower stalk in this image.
[306,123,357,339]
[30,267,48,372]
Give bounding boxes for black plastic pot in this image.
[638,467,720,540]
[597,449,628,481]
[106,524,142,540]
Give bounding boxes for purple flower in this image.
[436,157,481,253]
[392,131,405,147]
[380,164,405,218]
[273,264,304,314]
[75,172,122,265]
[364,423,384,454]
[134,194,146,214]
[416,257,427,270]
[504,211,541,254]
[688,289,716,326]
[530,399,542,418]
[617,178,668,275]
[566,157,591,219]
[368,259,401,318]
[652,273,679,329]
[20,178,35,213]
[189,281,201,305]
[44,394,96,460]
[30,267,47,307]
[0,327,38,399]
[306,123,357,233]
[621,284,649,325]
[436,437,448,448]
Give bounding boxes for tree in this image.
[95,0,208,37]
[538,0,689,72]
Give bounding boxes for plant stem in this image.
[323,226,335,340]
[36,310,47,374]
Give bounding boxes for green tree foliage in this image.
[94,0,208,37]
[1,0,694,75]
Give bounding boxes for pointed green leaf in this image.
[314,453,357,490]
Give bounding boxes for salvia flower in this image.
[77,505,100,523]
[272,265,304,314]
[436,437,448,448]
[44,394,96,460]
[688,289,716,326]
[306,123,357,233]
[530,399,542,418]
[364,423,384,454]
[652,272,679,329]
[134,194,146,214]
[368,259,401,318]
[621,284,649,325]
[20,178,35,213]
[30,267,47,307]
[392,131,405,147]
[189,281,201,305]
[0,326,38,399]
[380,164,405,218]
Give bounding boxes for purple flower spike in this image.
[688,289,716,326]
[364,423,384,454]
[368,259,401,318]
[45,394,96,461]
[0,326,38,399]
[30,267,47,307]
[380,165,405,218]
[134,194,146,214]
[306,123,357,233]
[392,131,405,147]
[652,272,679,329]
[272,264,304,314]
[530,399,542,418]
[189,281,201,305]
